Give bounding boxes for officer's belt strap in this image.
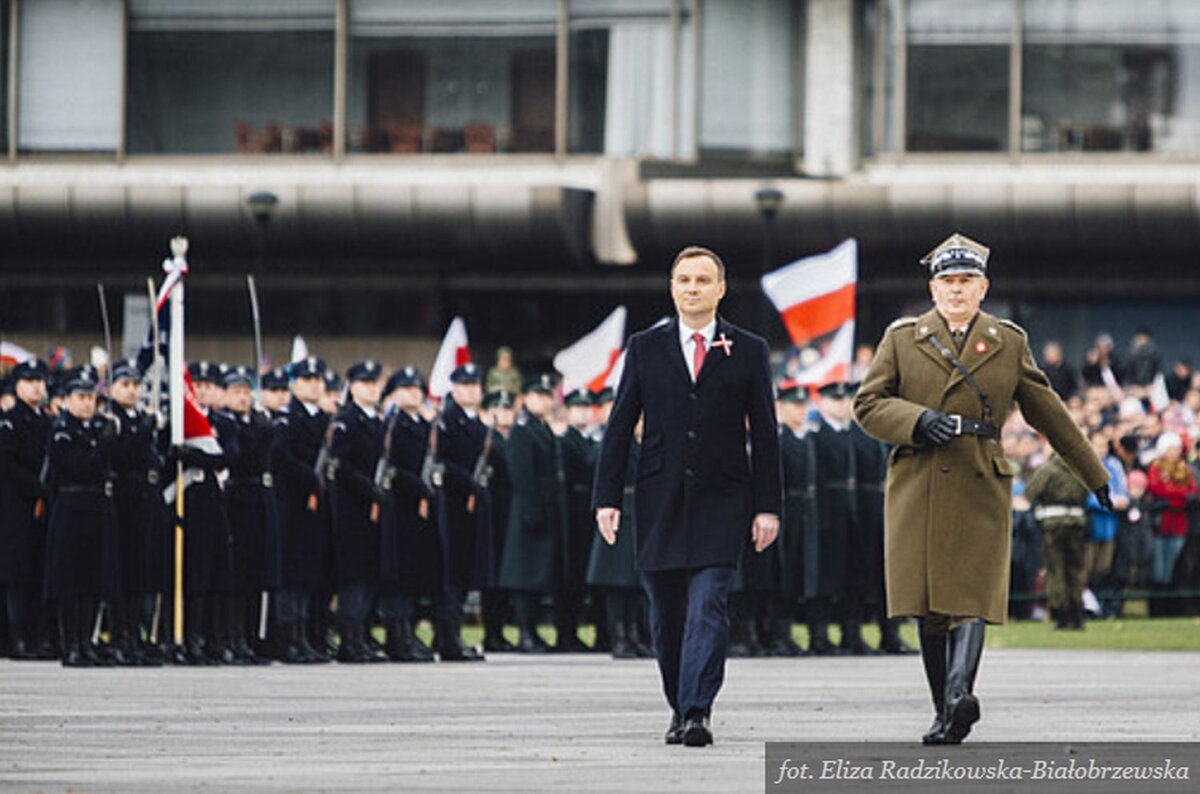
[1033,505,1086,521]
[952,416,1001,439]
[927,333,995,424]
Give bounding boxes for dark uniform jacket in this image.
[850,422,888,607]
[810,416,858,601]
[329,402,385,586]
[270,397,332,590]
[0,400,51,586]
[560,425,599,592]
[779,425,817,600]
[42,413,120,600]
[109,406,165,596]
[438,400,495,590]
[586,441,641,590]
[224,407,281,595]
[498,411,567,593]
[174,409,238,597]
[379,408,444,592]
[593,316,782,572]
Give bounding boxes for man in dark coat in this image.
[809,381,862,655]
[771,381,813,657]
[42,368,122,667]
[558,387,600,652]
[174,361,238,665]
[497,374,568,652]
[434,362,491,661]
[106,359,167,665]
[269,357,332,664]
[0,358,56,660]
[327,360,388,663]
[480,388,516,652]
[221,365,277,664]
[377,367,439,662]
[593,246,782,747]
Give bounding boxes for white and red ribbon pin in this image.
[713,333,734,357]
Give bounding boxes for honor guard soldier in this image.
[854,232,1111,744]
[270,356,333,664]
[0,358,56,659]
[585,420,653,658]
[809,380,862,655]
[328,360,389,663]
[259,367,291,416]
[846,382,916,654]
[772,381,813,656]
[376,367,438,662]
[175,361,239,664]
[1025,452,1092,630]
[480,388,516,652]
[433,362,491,661]
[106,359,166,665]
[42,368,122,667]
[498,374,569,652]
[221,365,276,664]
[558,388,600,652]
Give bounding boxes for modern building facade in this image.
[3,0,1200,361]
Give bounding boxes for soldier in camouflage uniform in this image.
[1025,453,1091,630]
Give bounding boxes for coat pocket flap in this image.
[637,451,665,479]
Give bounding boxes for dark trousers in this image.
[642,565,734,720]
[274,588,309,624]
[337,583,373,622]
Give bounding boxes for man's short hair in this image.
[670,246,726,281]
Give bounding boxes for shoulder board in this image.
[53,431,72,443]
[887,317,918,331]
[998,318,1027,337]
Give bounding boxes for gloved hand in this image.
[1094,485,1114,512]
[916,410,957,446]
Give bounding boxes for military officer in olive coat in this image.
[854,233,1112,745]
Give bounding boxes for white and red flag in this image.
[1,341,33,368]
[761,238,858,386]
[554,306,627,394]
[429,317,471,399]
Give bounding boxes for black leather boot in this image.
[8,622,37,660]
[919,628,948,745]
[941,620,985,744]
[59,604,90,668]
[727,619,754,658]
[808,622,837,656]
[337,622,372,663]
[627,613,655,658]
[481,591,516,652]
[609,618,636,659]
[515,597,551,654]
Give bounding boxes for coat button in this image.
[686,430,696,440]
[685,467,694,478]
[689,393,697,401]
[940,465,950,474]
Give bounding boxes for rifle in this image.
[246,275,264,406]
[418,408,446,517]
[370,406,402,524]
[466,425,494,514]
[309,415,337,511]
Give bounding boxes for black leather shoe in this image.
[665,713,684,745]
[682,715,713,747]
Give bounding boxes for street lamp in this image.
[246,190,279,284]
[754,186,785,337]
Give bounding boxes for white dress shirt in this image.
[679,318,716,381]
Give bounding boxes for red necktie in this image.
[691,332,706,380]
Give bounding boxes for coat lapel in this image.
[944,312,1006,393]
[695,315,731,387]
[662,317,692,385]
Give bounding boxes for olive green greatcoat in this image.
[853,308,1109,624]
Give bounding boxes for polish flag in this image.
[761,239,858,386]
[603,316,668,392]
[429,317,471,399]
[182,371,221,455]
[554,306,627,394]
[1,341,33,368]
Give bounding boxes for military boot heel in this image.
[942,620,986,744]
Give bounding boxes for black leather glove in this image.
[916,410,957,446]
[1094,485,1114,512]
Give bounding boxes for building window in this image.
[126,0,336,155]
[1022,0,1200,154]
[348,0,558,154]
[0,0,9,154]
[905,0,1011,152]
[18,0,122,153]
[699,0,792,159]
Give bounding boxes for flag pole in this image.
[168,236,189,645]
